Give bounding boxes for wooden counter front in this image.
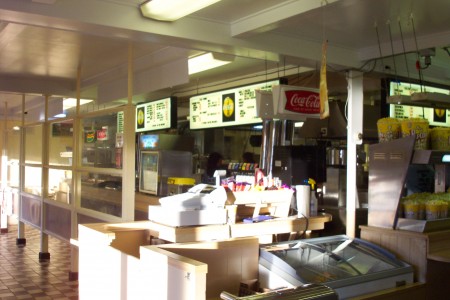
[360,225,450,299]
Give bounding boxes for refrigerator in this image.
[258,235,413,299]
[138,133,194,196]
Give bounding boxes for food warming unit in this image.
[258,235,413,299]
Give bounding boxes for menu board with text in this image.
[136,97,176,132]
[389,82,450,127]
[189,80,278,129]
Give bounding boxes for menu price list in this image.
[136,98,172,132]
[189,80,278,130]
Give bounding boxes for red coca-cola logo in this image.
[284,90,320,114]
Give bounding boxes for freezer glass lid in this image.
[260,235,404,284]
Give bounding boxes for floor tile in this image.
[0,225,78,299]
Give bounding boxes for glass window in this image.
[24,95,46,124]
[24,125,42,164]
[24,166,42,196]
[78,97,125,115]
[47,97,65,121]
[47,169,72,204]
[80,171,122,217]
[81,112,123,169]
[49,120,73,166]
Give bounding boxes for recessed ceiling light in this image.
[140,0,222,22]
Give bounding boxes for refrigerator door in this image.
[139,151,159,195]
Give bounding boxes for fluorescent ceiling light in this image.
[63,98,93,110]
[188,52,234,75]
[140,0,222,22]
[53,113,67,118]
[294,122,304,128]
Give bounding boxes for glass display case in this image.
[259,235,413,299]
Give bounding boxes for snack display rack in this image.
[368,135,450,232]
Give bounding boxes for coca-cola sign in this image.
[284,90,320,114]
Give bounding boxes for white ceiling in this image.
[0,0,449,118]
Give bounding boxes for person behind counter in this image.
[202,152,224,184]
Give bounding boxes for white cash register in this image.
[148,184,228,227]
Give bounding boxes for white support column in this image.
[346,70,363,238]
[39,95,50,261]
[69,65,82,280]
[122,43,136,221]
[1,103,7,189]
[1,102,7,232]
[17,94,26,245]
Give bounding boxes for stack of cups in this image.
[295,184,310,218]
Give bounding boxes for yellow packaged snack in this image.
[400,118,429,150]
[425,200,441,220]
[403,199,420,220]
[430,127,450,150]
[377,118,401,143]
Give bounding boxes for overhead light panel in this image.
[63,98,93,110]
[32,0,58,3]
[140,0,222,22]
[188,52,234,75]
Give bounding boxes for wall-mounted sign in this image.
[389,81,450,127]
[117,111,124,134]
[135,97,177,132]
[84,130,96,143]
[97,126,109,141]
[189,80,279,129]
[272,85,320,121]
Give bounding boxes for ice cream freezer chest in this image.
[258,235,414,299]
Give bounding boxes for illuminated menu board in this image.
[189,80,278,129]
[389,82,450,127]
[136,97,176,132]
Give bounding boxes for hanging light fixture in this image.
[140,0,222,22]
[411,92,450,104]
[408,15,450,105]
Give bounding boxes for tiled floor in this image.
[0,224,78,300]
